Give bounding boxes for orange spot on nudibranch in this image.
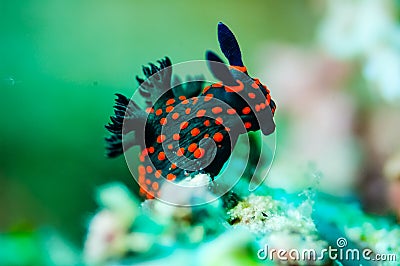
[227,108,236,115]
[213,132,224,142]
[179,96,186,101]
[141,149,148,156]
[203,86,211,94]
[160,117,167,125]
[182,99,189,105]
[171,163,177,169]
[204,133,210,138]
[185,108,191,114]
[155,170,162,178]
[193,148,205,159]
[148,146,155,153]
[212,107,223,114]
[155,109,163,116]
[146,107,154,113]
[191,128,200,137]
[204,94,213,101]
[242,107,251,115]
[197,109,206,117]
[152,182,159,190]
[157,134,166,143]
[158,152,166,161]
[177,147,185,156]
[173,134,180,141]
[138,166,146,175]
[204,120,210,126]
[139,175,145,183]
[166,98,175,105]
[245,122,252,129]
[180,121,189,130]
[167,173,176,181]
[215,117,223,125]
[248,92,256,99]
[166,106,174,113]
[146,166,153,173]
[188,143,198,152]
[172,112,180,120]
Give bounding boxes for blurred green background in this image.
[0,0,318,245]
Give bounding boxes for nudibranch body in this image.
[106,22,276,199]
